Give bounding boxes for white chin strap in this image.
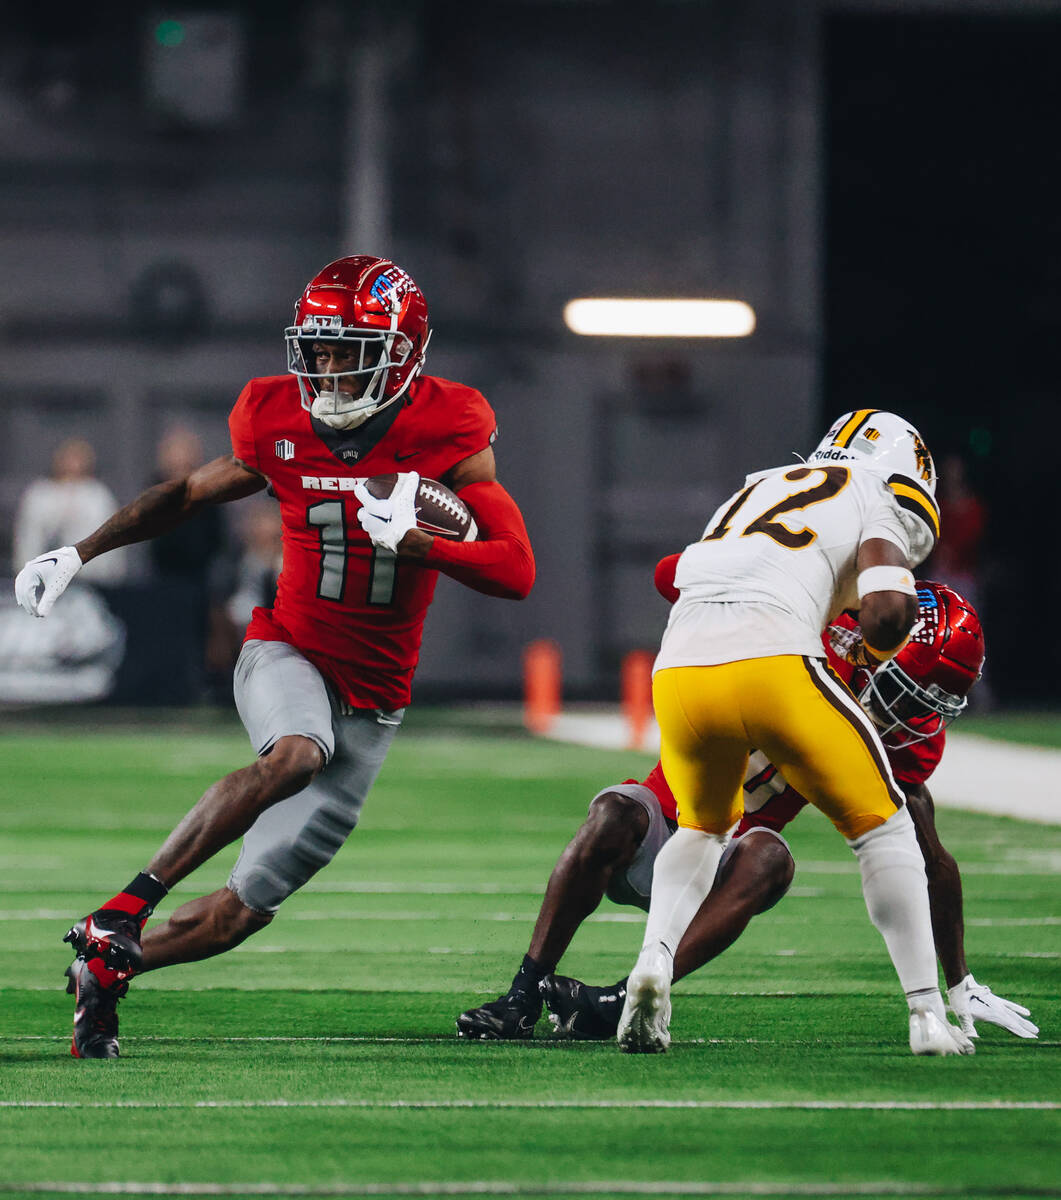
[311,390,378,430]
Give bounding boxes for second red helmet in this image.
[859,580,986,747]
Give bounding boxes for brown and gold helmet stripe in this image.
[832,409,882,449]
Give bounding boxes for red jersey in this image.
[640,610,944,827]
[228,373,496,710]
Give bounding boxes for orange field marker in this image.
[621,649,654,750]
[522,639,563,734]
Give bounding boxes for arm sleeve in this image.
[422,480,535,600]
[654,554,682,604]
[228,382,260,471]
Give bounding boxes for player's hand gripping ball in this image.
[352,472,478,553]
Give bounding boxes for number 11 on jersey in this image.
[307,501,396,605]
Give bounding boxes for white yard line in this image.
[0,1098,1056,1111]
[0,1182,1023,1198]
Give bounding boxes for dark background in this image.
[826,11,1061,700]
[0,1,1057,705]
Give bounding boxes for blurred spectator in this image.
[12,438,128,584]
[931,453,993,708]
[206,498,283,684]
[148,427,226,584]
[224,499,283,631]
[148,426,228,702]
[932,454,987,608]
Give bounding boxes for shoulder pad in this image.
[887,473,940,562]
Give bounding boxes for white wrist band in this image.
[857,565,916,600]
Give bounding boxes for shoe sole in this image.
[455,1015,536,1041]
[617,972,671,1054]
[65,962,121,1060]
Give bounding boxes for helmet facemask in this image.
[286,317,419,431]
[858,659,968,748]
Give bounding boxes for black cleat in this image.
[64,910,143,975]
[540,974,625,1040]
[456,989,542,1040]
[66,959,128,1059]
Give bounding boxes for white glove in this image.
[352,472,420,554]
[14,545,84,617]
[947,974,1039,1039]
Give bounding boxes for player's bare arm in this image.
[76,455,266,566]
[14,453,267,620]
[855,536,918,654]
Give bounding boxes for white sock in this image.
[638,826,728,964]
[847,805,940,1005]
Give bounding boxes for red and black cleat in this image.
[63,909,144,975]
[65,959,129,1059]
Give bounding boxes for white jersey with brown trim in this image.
[885,472,940,564]
[655,463,919,670]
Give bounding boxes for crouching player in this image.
[457,573,1038,1044]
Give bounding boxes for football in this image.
[364,474,478,541]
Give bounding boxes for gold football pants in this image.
[653,655,905,840]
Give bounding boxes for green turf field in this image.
[0,717,1057,1199]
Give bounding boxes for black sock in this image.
[100,872,169,923]
[510,954,549,997]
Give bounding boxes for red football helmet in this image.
[285,255,431,430]
[858,580,986,747]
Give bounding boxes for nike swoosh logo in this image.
[394,451,420,461]
[39,557,58,566]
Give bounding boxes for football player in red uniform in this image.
[457,573,1038,1044]
[14,256,535,1058]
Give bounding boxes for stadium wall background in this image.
[0,1,1055,706]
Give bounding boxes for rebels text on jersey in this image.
[228,373,496,710]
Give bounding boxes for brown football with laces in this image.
[363,475,478,541]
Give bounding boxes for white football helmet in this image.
[808,410,936,494]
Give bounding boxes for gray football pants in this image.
[228,639,403,914]
[599,782,792,913]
